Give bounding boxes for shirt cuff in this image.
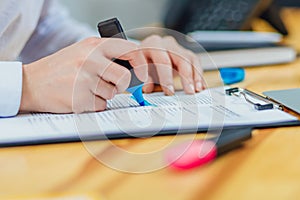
[0,62,22,117]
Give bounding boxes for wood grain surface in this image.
[1,8,300,200]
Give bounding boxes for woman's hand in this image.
[19,35,204,114]
[20,37,147,113]
[140,35,204,95]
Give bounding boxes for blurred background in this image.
[61,0,300,32]
[61,0,169,30]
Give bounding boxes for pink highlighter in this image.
[165,128,252,170]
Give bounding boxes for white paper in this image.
[0,87,297,145]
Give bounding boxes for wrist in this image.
[20,64,36,112]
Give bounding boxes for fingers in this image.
[78,77,118,113]
[171,50,195,94]
[74,94,109,113]
[65,36,204,115]
[72,89,108,113]
[73,38,148,113]
[141,36,175,96]
[162,36,204,94]
[92,96,108,112]
[173,49,204,93]
[91,78,117,100]
[143,75,155,93]
[141,35,204,95]
[191,52,205,92]
[97,58,131,94]
[97,38,148,82]
[74,71,118,113]
[150,52,175,95]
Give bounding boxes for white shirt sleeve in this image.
[0,62,22,117]
[19,0,96,64]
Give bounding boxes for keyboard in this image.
[182,0,260,33]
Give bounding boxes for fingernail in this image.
[196,82,202,92]
[188,84,195,94]
[166,85,175,96]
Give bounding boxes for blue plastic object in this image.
[219,68,245,85]
[127,84,152,106]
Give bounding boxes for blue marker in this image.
[113,59,150,106]
[97,18,148,106]
[128,85,152,106]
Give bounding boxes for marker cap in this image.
[165,128,252,170]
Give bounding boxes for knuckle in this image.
[185,49,195,57]
[122,69,131,82]
[126,44,139,55]
[106,94,113,100]
[189,52,201,66]
[106,89,116,100]
[194,75,202,82]
[114,38,136,46]
[163,35,177,43]
[127,40,139,48]
[179,68,192,78]
[148,34,162,43]
[162,80,173,86]
[193,63,203,73]
[181,50,199,66]
[75,56,87,68]
[177,62,192,77]
[117,38,138,49]
[116,69,131,92]
[115,65,131,78]
[181,50,194,60]
[121,66,131,75]
[159,56,172,65]
[83,37,101,47]
[192,60,203,75]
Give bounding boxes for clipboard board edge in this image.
[1,120,299,148]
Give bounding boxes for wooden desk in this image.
[1,8,300,200]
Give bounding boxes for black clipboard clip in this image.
[226,87,284,111]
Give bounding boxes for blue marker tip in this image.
[127,84,151,106]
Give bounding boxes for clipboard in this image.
[0,87,299,147]
[226,87,300,115]
[263,88,300,115]
[221,87,300,129]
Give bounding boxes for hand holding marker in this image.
[97,18,150,106]
[98,19,251,170]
